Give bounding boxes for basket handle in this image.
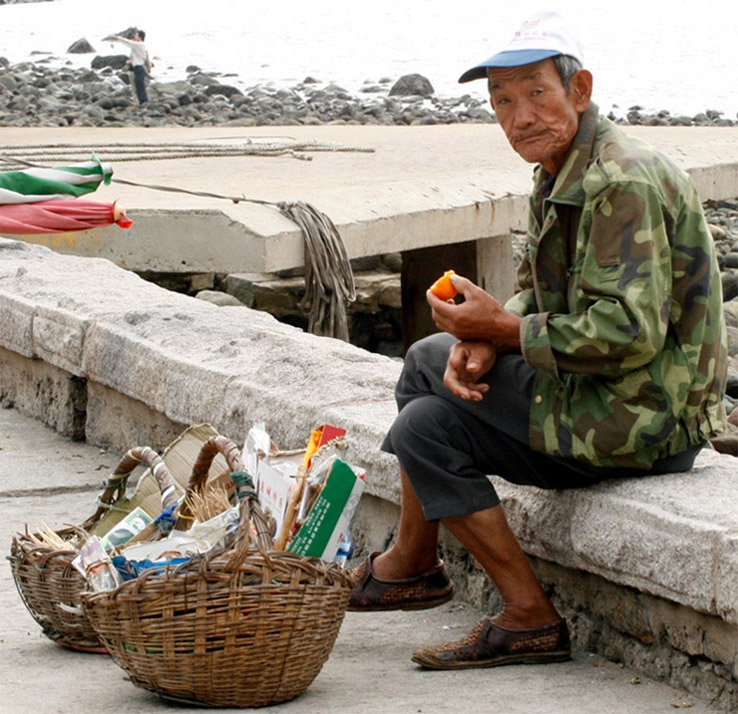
[172,435,248,531]
[221,490,274,571]
[177,435,273,566]
[81,446,178,531]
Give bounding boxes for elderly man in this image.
[348,11,727,670]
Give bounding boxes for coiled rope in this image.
[0,145,360,340]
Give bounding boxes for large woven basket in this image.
[83,435,354,708]
[9,445,177,652]
[8,424,228,652]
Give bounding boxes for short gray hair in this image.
[553,54,583,89]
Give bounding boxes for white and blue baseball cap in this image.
[458,11,584,83]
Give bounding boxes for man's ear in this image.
[570,69,593,112]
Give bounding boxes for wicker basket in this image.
[83,435,354,708]
[8,424,229,652]
[9,445,178,653]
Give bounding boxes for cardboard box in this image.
[256,459,297,543]
[287,458,364,562]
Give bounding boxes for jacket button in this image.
[534,395,543,404]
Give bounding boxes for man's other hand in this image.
[427,273,522,349]
[444,341,497,401]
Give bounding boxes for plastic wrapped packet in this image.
[189,505,240,552]
[71,536,123,592]
[295,454,338,526]
[100,507,153,550]
[119,505,240,564]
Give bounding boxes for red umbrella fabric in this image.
[0,199,132,235]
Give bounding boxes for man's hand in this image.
[444,341,497,401]
[427,273,522,350]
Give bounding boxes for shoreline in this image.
[1,55,736,129]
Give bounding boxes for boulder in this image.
[91,55,129,71]
[204,84,243,98]
[67,38,95,54]
[389,74,435,98]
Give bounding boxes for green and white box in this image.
[287,459,364,561]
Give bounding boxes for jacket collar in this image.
[533,101,600,207]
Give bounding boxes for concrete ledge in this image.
[5,124,738,275]
[1,237,737,705]
[495,454,738,625]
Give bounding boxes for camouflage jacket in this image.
[505,103,727,468]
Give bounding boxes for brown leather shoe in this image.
[411,617,571,669]
[347,552,454,611]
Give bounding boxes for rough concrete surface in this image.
[4,124,738,274]
[0,408,719,714]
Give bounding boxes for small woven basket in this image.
[83,435,354,708]
[9,445,178,653]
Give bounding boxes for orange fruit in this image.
[430,270,457,300]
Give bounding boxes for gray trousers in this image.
[382,333,702,521]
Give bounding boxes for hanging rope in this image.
[0,151,358,341]
[278,201,356,341]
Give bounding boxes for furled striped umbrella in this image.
[0,199,132,234]
[0,156,113,204]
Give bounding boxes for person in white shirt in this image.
[107,30,151,105]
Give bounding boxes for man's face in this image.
[487,59,589,175]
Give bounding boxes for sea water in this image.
[1,0,737,118]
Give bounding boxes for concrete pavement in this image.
[4,123,738,274]
[0,407,718,714]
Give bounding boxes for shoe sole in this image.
[411,650,571,670]
[347,589,454,612]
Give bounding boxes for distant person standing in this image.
[107,30,151,105]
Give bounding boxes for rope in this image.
[0,140,375,165]
[230,470,258,501]
[0,140,376,152]
[279,201,356,341]
[0,150,358,341]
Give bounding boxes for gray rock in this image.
[389,74,434,98]
[723,272,738,302]
[67,38,95,54]
[91,55,129,71]
[195,290,245,307]
[723,252,738,269]
[350,256,382,271]
[381,253,402,273]
[204,84,243,98]
[726,369,738,398]
[724,299,738,328]
[0,74,17,91]
[189,72,220,87]
[156,80,196,95]
[727,325,738,358]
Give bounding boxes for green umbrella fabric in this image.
[0,155,113,204]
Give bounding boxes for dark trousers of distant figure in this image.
[133,65,148,104]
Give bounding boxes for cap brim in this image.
[458,49,562,83]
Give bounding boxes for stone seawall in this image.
[1,237,737,709]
